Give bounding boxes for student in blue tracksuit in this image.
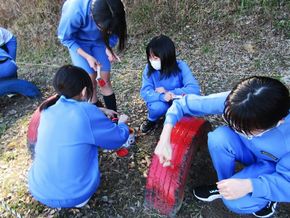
[0,27,17,79]
[155,76,290,217]
[140,35,200,134]
[58,0,127,110]
[28,65,129,208]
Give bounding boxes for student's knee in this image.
[0,60,17,79]
[208,126,234,151]
[223,196,268,214]
[148,101,169,119]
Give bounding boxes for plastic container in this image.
[116,127,135,157]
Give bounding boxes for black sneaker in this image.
[193,185,222,202]
[140,119,156,134]
[253,201,277,218]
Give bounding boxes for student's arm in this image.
[57,1,83,53]
[85,105,129,149]
[5,36,17,61]
[170,61,201,95]
[155,91,229,166]
[250,152,290,201]
[140,65,164,103]
[165,91,229,125]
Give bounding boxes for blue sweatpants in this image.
[208,126,276,214]
[69,43,111,74]
[0,60,18,80]
[147,101,171,121]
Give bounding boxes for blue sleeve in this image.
[164,91,230,125]
[251,152,290,201]
[170,61,201,95]
[140,65,163,103]
[84,105,130,149]
[57,0,82,52]
[109,34,118,48]
[5,36,17,60]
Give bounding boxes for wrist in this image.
[246,179,253,193]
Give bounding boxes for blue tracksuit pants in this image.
[208,126,276,214]
[147,101,171,121]
[0,59,17,79]
[69,42,110,74]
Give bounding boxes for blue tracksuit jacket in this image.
[140,60,200,103]
[165,92,290,203]
[28,96,129,208]
[57,0,117,53]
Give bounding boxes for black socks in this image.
[93,100,104,108]
[103,93,117,112]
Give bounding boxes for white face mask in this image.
[149,59,161,70]
[234,121,283,140]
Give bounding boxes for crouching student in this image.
[140,35,200,134]
[0,27,17,79]
[155,76,290,217]
[28,65,130,208]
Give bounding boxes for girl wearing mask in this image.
[140,35,200,134]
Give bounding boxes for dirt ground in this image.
[1,6,290,217]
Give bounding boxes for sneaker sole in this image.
[193,190,222,202]
[140,124,158,136]
[253,202,277,218]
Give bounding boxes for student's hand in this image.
[86,55,100,72]
[106,48,121,62]
[99,107,118,118]
[154,123,174,167]
[77,48,100,72]
[155,140,172,167]
[118,114,128,124]
[155,87,167,94]
[164,92,174,102]
[217,179,253,200]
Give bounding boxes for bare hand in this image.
[217,179,253,200]
[105,48,121,62]
[100,108,118,118]
[154,139,172,167]
[155,87,167,94]
[86,55,100,71]
[164,92,174,102]
[118,114,128,124]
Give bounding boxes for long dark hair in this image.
[91,0,127,54]
[223,76,290,135]
[146,35,180,79]
[39,65,94,111]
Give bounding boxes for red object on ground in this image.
[144,116,211,217]
[116,148,129,157]
[27,108,41,147]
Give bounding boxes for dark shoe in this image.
[140,119,156,134]
[253,202,277,218]
[193,185,221,202]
